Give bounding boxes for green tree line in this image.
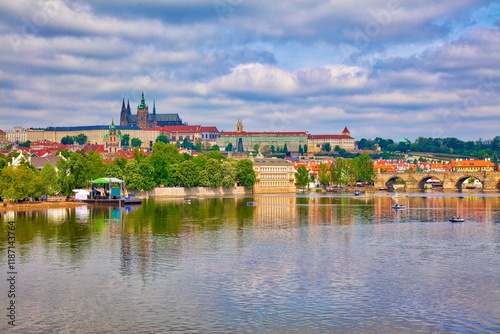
[357,136,500,162]
[0,142,256,200]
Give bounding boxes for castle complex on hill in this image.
[120,92,183,128]
[4,93,355,154]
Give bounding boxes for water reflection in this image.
[0,194,499,333]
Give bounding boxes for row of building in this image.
[1,93,355,154]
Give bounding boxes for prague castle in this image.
[120,92,183,128]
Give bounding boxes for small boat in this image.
[353,190,361,196]
[246,201,257,206]
[183,198,192,204]
[449,217,465,223]
[391,204,406,210]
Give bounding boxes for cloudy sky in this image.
[1,0,499,141]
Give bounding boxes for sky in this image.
[0,0,499,142]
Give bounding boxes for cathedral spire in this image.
[153,100,156,115]
[126,99,131,114]
[138,91,147,109]
[121,98,126,111]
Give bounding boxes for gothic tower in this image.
[152,100,156,123]
[236,119,243,133]
[120,98,127,126]
[136,91,149,128]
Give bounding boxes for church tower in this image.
[236,119,243,133]
[120,98,127,126]
[104,119,122,153]
[152,100,157,123]
[136,91,149,128]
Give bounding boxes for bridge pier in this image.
[404,175,420,191]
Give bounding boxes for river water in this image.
[1,193,499,333]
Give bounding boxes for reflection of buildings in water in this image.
[254,196,297,228]
[75,205,89,222]
[1,211,15,221]
[46,208,69,221]
[307,197,357,225]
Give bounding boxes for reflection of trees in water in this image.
[3,195,500,278]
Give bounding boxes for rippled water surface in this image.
[1,193,499,333]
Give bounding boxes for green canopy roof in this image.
[91,177,124,184]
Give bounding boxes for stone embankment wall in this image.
[153,186,252,197]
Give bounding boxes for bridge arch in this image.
[456,175,483,192]
[381,176,407,191]
[415,175,444,191]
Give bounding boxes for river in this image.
[1,193,499,333]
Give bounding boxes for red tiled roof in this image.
[83,144,105,153]
[451,159,494,167]
[200,126,219,132]
[30,156,62,169]
[308,134,353,139]
[160,125,201,132]
[221,131,308,136]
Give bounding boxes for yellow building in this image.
[451,159,495,172]
[252,157,296,194]
[25,125,158,147]
[307,127,355,152]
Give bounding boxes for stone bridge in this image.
[374,171,500,192]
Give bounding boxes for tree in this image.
[0,154,8,170]
[298,144,303,155]
[330,158,349,186]
[322,142,331,153]
[350,153,375,184]
[150,154,170,186]
[221,160,237,188]
[283,143,288,153]
[105,163,124,180]
[181,138,191,149]
[138,158,156,190]
[253,144,260,153]
[0,165,44,200]
[295,166,310,189]
[121,134,130,147]
[18,140,31,148]
[131,138,142,147]
[156,135,170,144]
[271,145,276,154]
[204,150,225,161]
[199,158,222,188]
[85,150,106,181]
[225,143,233,152]
[124,160,142,190]
[61,136,74,145]
[194,142,203,152]
[40,162,59,195]
[167,164,181,187]
[74,133,87,145]
[211,144,220,151]
[236,159,256,188]
[152,142,181,165]
[178,160,199,188]
[303,144,308,154]
[317,163,330,188]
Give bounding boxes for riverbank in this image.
[1,201,87,212]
